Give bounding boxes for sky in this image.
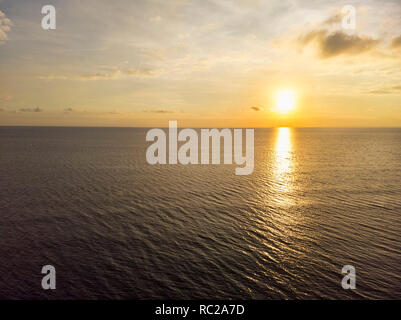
[0,0,400,127]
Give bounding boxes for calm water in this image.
[0,127,400,299]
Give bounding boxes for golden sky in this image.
[0,0,400,127]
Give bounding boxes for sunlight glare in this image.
[274,89,296,114]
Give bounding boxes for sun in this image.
[274,89,296,114]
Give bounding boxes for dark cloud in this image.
[19,107,43,112]
[299,30,379,58]
[250,106,262,111]
[150,109,173,114]
[322,13,343,26]
[391,35,401,48]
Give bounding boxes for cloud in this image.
[368,85,401,95]
[0,94,12,102]
[250,106,262,111]
[19,107,43,113]
[391,35,401,48]
[37,75,70,81]
[125,68,161,77]
[145,109,174,114]
[149,16,162,23]
[322,13,344,26]
[299,30,379,58]
[79,70,123,81]
[0,10,12,45]
[38,67,161,81]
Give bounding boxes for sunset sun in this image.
[275,89,296,114]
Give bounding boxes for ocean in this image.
[0,127,400,299]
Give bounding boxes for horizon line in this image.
[1,125,401,129]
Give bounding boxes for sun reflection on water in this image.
[273,127,293,194]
